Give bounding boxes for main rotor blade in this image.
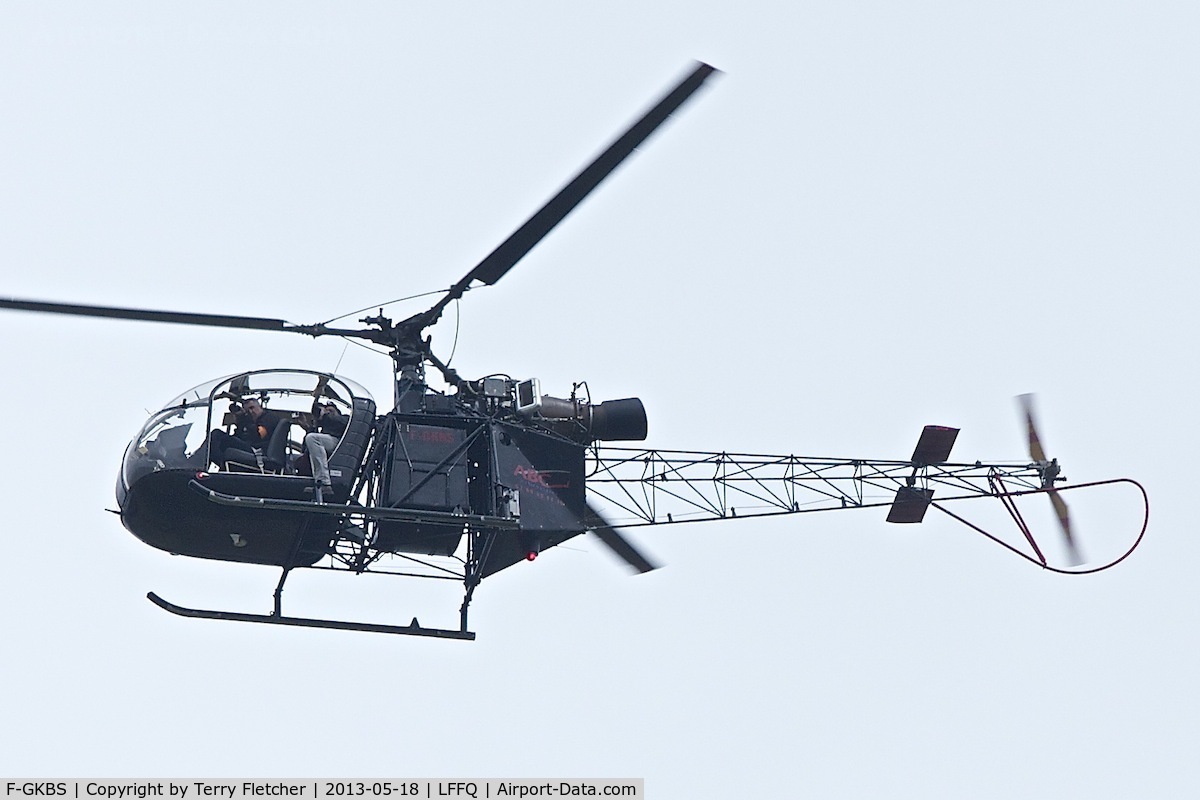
[464,61,719,290]
[0,297,295,333]
[584,500,659,574]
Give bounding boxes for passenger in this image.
[208,397,285,470]
[305,402,348,498]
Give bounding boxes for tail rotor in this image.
[1018,394,1083,566]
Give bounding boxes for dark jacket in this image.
[317,409,348,438]
[236,409,285,446]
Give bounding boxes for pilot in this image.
[208,397,285,470]
[304,402,348,499]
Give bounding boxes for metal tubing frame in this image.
[586,446,1045,528]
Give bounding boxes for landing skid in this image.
[146,592,476,640]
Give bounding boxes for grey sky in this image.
[1,4,1195,797]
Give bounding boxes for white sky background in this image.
[0,2,1195,796]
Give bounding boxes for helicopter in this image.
[0,62,1148,640]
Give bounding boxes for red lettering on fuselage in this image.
[407,426,458,444]
[513,464,570,490]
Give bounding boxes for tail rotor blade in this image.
[1049,489,1083,566]
[1017,393,1048,463]
[1016,393,1084,565]
[583,501,659,574]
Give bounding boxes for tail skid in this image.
[930,478,1149,574]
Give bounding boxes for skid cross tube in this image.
[272,513,315,617]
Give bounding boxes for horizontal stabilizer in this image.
[911,425,959,467]
[886,486,935,524]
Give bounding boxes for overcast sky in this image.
[1,3,1196,797]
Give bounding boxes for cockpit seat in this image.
[223,417,295,475]
[325,396,377,492]
[261,417,293,473]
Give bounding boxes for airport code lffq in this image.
[3,782,643,800]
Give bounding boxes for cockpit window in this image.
[121,370,371,488]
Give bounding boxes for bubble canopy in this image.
[120,369,372,492]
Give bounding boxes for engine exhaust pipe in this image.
[529,396,648,442]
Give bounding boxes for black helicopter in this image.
[0,62,1148,640]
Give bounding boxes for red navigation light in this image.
[526,551,538,562]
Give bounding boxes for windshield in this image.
[121,369,372,488]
